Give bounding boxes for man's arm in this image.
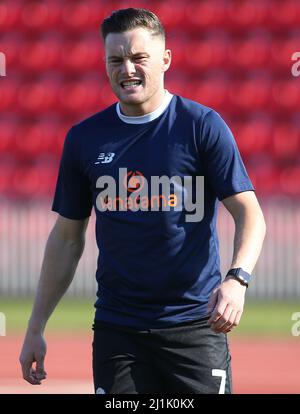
[207,191,266,333]
[19,215,89,384]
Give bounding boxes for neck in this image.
[119,88,166,116]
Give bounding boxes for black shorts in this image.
[92,316,232,394]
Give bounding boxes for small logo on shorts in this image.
[96,387,106,394]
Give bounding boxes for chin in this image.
[119,94,145,105]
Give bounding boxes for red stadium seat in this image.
[19,35,62,73]
[62,1,93,30]
[165,34,189,70]
[61,0,112,32]
[247,163,280,196]
[272,80,300,112]
[53,121,74,157]
[226,0,271,31]
[228,32,271,70]
[0,119,18,155]
[0,0,23,32]
[183,39,210,71]
[61,35,103,73]
[0,78,20,112]
[269,0,300,28]
[271,123,300,162]
[11,165,39,199]
[17,77,62,115]
[191,77,229,111]
[0,33,23,70]
[58,76,105,115]
[32,162,59,198]
[14,119,64,160]
[165,74,190,99]
[98,82,117,109]
[234,117,272,157]
[20,0,61,32]
[11,162,58,199]
[185,0,228,32]
[280,166,300,196]
[153,1,185,31]
[271,33,300,73]
[0,161,16,198]
[229,75,272,113]
[183,35,228,72]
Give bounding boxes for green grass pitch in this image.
[0,298,299,337]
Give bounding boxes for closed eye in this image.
[108,55,148,65]
[109,59,123,64]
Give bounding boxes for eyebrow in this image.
[107,52,150,61]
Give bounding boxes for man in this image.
[19,8,266,394]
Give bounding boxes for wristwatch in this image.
[225,267,251,287]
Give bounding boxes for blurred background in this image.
[0,0,300,394]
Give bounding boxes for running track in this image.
[0,335,299,394]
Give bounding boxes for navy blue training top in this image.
[52,93,254,329]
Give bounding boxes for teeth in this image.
[122,80,141,87]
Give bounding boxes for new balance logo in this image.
[95,152,115,164]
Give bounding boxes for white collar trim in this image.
[116,90,173,124]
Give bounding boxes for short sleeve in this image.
[198,110,255,200]
[52,127,93,219]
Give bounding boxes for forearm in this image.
[27,229,85,334]
[208,205,266,333]
[230,206,266,274]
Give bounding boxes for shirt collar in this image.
[116,90,173,124]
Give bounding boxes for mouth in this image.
[120,79,143,90]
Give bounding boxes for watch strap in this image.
[226,267,251,287]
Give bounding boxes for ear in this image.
[162,49,172,73]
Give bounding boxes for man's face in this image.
[104,27,171,113]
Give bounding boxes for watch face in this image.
[236,275,248,286]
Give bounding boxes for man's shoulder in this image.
[174,94,215,121]
[71,103,117,133]
[174,95,228,132]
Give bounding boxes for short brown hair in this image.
[101,8,165,42]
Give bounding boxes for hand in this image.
[207,276,247,334]
[19,331,47,385]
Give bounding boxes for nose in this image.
[121,58,136,76]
